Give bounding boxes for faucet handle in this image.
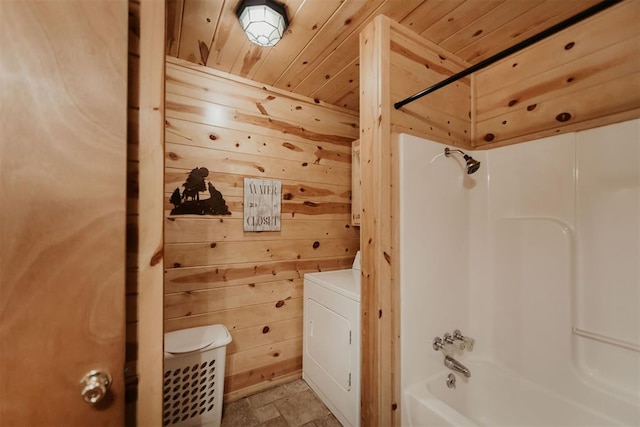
[432,337,454,356]
[453,329,475,351]
[433,337,444,351]
[444,332,466,352]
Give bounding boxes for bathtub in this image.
[403,361,635,427]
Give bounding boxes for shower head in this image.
[444,147,481,174]
[465,156,481,174]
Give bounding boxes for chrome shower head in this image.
[444,147,481,174]
[465,155,481,174]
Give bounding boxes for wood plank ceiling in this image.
[166,0,602,111]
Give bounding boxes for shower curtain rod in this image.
[393,0,622,110]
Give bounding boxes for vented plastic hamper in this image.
[163,324,232,426]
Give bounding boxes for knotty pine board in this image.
[164,256,354,293]
[226,317,302,356]
[164,279,303,319]
[165,239,359,268]
[165,217,358,243]
[164,298,303,333]
[389,21,472,148]
[165,118,352,167]
[474,0,640,147]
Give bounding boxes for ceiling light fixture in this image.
[236,0,289,47]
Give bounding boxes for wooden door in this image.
[0,1,128,425]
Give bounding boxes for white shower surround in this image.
[398,119,640,426]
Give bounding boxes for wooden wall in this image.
[164,57,360,401]
[126,1,165,425]
[474,0,640,148]
[390,24,472,149]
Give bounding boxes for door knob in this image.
[80,370,112,404]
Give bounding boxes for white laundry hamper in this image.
[163,324,232,427]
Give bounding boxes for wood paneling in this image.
[166,298,303,333]
[165,279,303,318]
[455,0,601,63]
[126,1,165,425]
[165,217,358,243]
[165,141,351,186]
[164,57,359,400]
[287,0,425,98]
[165,120,352,168]
[165,257,354,293]
[166,239,359,268]
[223,357,302,402]
[390,22,472,147]
[226,336,303,376]
[226,317,302,355]
[176,0,222,65]
[474,0,640,147]
[166,0,605,111]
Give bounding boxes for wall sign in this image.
[244,178,281,232]
[169,167,230,216]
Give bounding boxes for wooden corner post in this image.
[136,1,165,425]
[359,15,400,427]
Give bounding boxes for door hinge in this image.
[349,330,352,345]
[348,373,351,387]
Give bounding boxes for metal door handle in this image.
[80,370,112,404]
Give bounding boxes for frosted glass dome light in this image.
[237,0,289,47]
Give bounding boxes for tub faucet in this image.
[444,355,471,378]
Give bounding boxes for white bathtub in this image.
[404,361,635,427]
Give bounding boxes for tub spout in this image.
[444,355,471,378]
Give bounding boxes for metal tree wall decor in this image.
[169,167,231,216]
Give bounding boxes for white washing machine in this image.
[303,253,361,427]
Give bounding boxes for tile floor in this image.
[221,379,342,427]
